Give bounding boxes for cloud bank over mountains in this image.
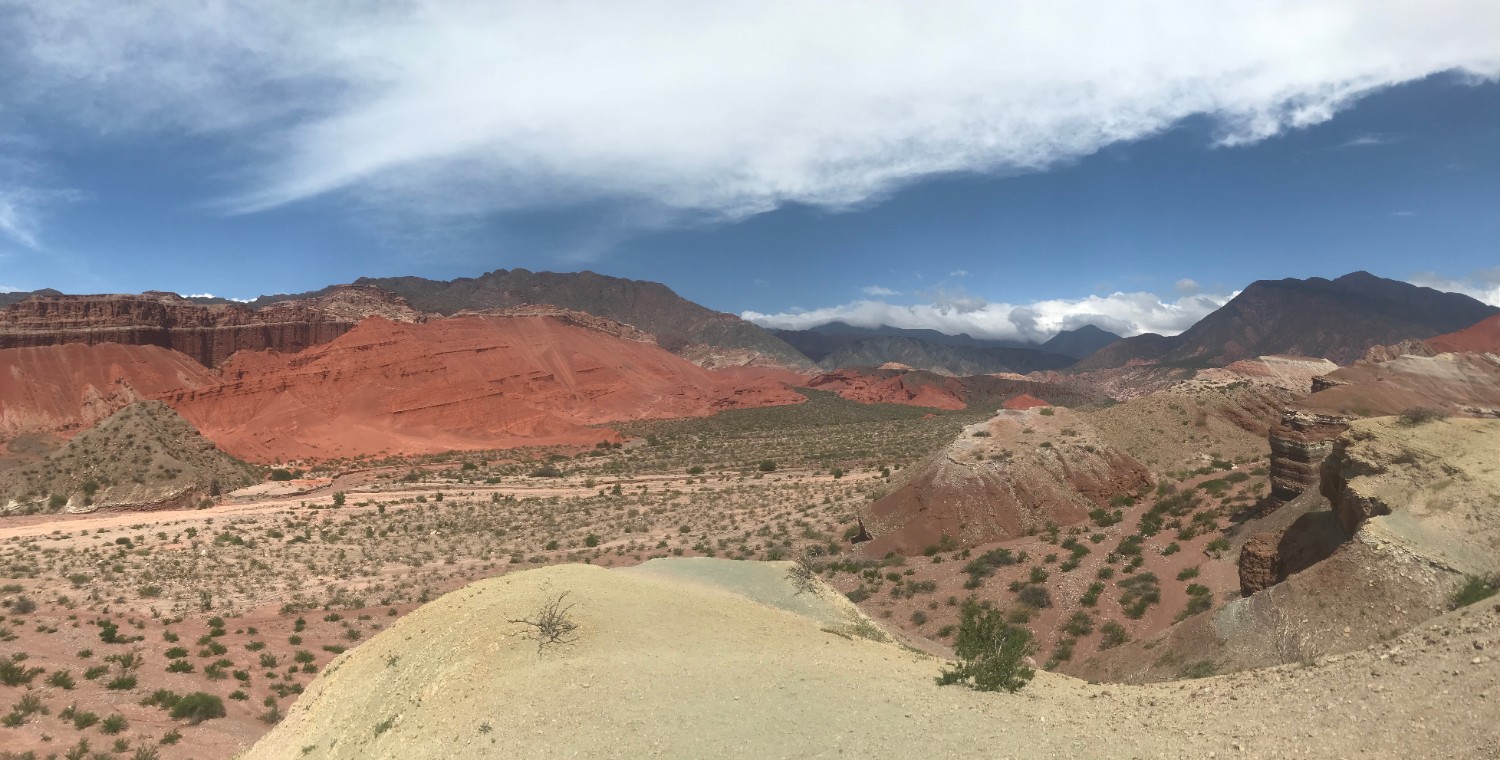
[2,0,1498,250]
[744,288,1236,343]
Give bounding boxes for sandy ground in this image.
[242,560,1500,760]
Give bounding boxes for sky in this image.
[1,1,1498,342]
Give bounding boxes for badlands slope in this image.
[165,312,805,462]
[243,558,1500,760]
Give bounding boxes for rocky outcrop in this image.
[1087,417,1500,683]
[1268,352,1500,505]
[1238,533,1281,596]
[1268,411,1350,503]
[0,286,422,367]
[1360,338,1434,363]
[862,406,1152,552]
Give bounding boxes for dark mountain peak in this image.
[1080,271,1497,369]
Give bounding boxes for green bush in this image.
[1398,407,1446,425]
[1451,574,1499,609]
[758,460,778,472]
[169,692,226,724]
[936,601,1036,693]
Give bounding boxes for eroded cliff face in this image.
[0,286,422,367]
[1267,410,1350,503]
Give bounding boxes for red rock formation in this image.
[1268,411,1351,503]
[1427,313,1500,354]
[1238,534,1281,596]
[1001,393,1050,410]
[164,314,805,462]
[0,286,422,367]
[0,343,215,440]
[805,368,967,410]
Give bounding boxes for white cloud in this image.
[1408,268,1500,307]
[0,285,17,293]
[861,285,900,297]
[949,270,970,278]
[744,288,1235,343]
[1336,133,1400,149]
[1174,278,1201,295]
[3,1,1498,227]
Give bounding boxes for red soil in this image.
[1427,313,1500,354]
[0,342,215,439]
[163,314,805,462]
[1002,393,1050,410]
[805,368,967,410]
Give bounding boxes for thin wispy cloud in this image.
[861,285,900,297]
[2,1,1498,234]
[744,288,1235,343]
[1336,132,1401,149]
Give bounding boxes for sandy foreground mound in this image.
[242,558,1500,759]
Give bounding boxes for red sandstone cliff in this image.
[0,286,422,368]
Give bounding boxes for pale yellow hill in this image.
[243,558,1500,759]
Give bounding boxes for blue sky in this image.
[2,2,1498,341]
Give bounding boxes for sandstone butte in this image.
[0,342,217,441]
[159,312,806,462]
[0,286,421,368]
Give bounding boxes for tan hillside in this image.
[1,400,259,513]
[862,406,1152,553]
[242,558,1500,759]
[1077,416,1500,682]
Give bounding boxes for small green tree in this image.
[937,601,1036,692]
[331,491,346,507]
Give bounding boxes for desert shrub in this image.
[1016,585,1052,609]
[1398,407,1446,426]
[47,669,75,689]
[1181,660,1218,679]
[1451,574,1499,609]
[1063,611,1094,636]
[758,460,778,472]
[1099,621,1129,649]
[961,548,1019,588]
[507,592,579,654]
[268,469,294,481]
[169,693,226,724]
[528,465,564,478]
[936,601,1036,693]
[0,659,43,687]
[101,714,128,734]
